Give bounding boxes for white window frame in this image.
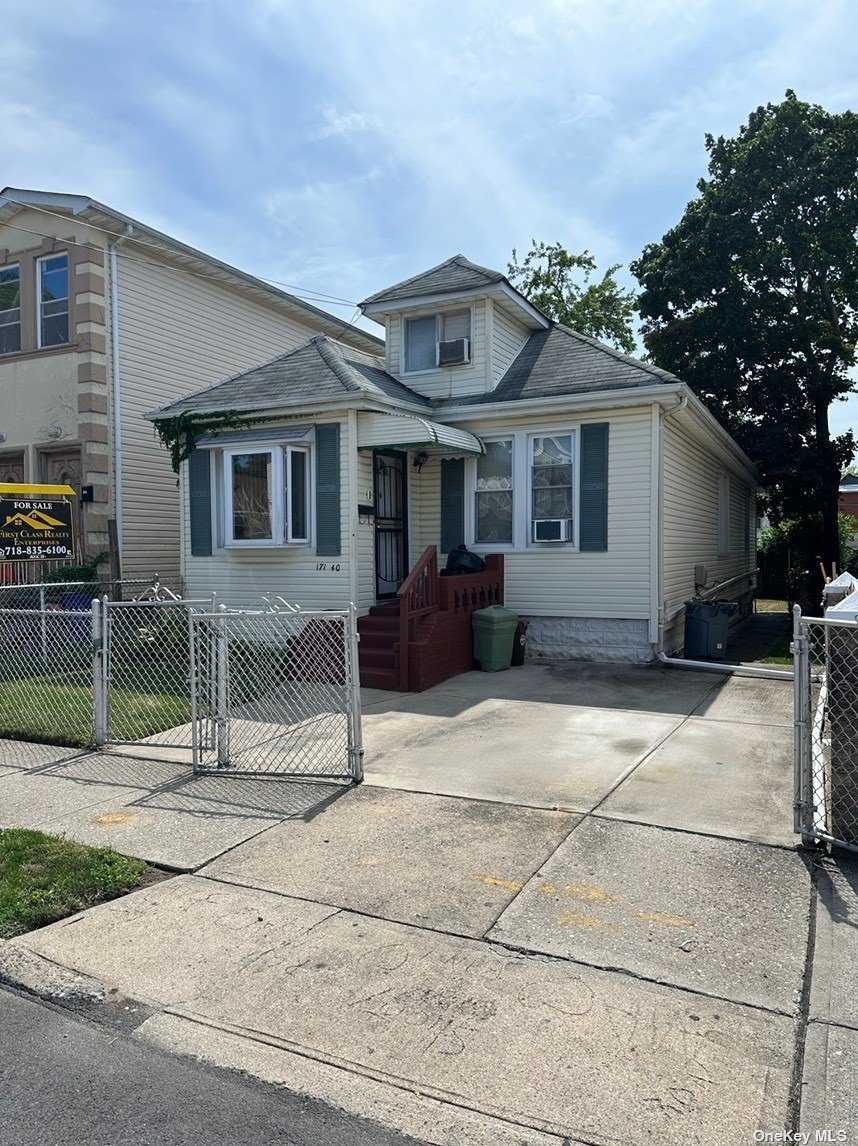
[0,263,22,356]
[466,425,580,552]
[402,304,474,375]
[473,435,515,547]
[718,472,731,556]
[222,444,312,549]
[35,252,70,349]
[527,430,579,550]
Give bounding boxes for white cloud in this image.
[311,107,380,140]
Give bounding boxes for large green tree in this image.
[508,241,637,353]
[631,91,858,577]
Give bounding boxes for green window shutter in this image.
[440,458,465,554]
[188,447,212,557]
[579,423,609,552]
[315,422,341,556]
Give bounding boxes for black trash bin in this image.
[684,600,738,660]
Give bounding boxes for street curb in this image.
[0,943,568,1144]
[136,1011,569,1146]
[0,941,153,1030]
[0,941,105,1004]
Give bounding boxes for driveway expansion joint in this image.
[481,933,801,1020]
[788,852,822,1135]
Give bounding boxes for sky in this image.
[3,0,858,433]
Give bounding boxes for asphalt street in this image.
[0,986,416,1146]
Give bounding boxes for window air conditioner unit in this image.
[533,518,573,543]
[438,337,470,366]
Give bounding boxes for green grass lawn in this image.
[759,629,792,665]
[0,828,152,938]
[0,674,191,747]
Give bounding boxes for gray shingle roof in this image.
[0,188,383,356]
[148,336,430,420]
[434,324,682,411]
[361,254,506,307]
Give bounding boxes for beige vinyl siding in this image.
[182,414,352,608]
[411,460,442,560]
[115,252,339,580]
[386,300,489,399]
[661,418,756,650]
[411,406,653,620]
[491,305,530,386]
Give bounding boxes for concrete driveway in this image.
[3,662,846,1144]
[362,663,795,845]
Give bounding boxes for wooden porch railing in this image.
[396,545,439,690]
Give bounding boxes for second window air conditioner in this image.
[533,518,573,543]
[438,337,470,366]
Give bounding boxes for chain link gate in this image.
[189,605,363,780]
[793,606,858,852]
[97,595,215,752]
[94,595,363,782]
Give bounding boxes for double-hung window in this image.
[37,253,69,347]
[404,309,471,372]
[475,439,513,543]
[0,265,21,355]
[530,433,575,543]
[469,428,579,549]
[224,445,310,547]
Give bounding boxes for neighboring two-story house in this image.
[149,254,759,686]
[0,188,381,582]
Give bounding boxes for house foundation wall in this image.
[524,616,652,665]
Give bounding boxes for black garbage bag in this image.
[444,544,486,575]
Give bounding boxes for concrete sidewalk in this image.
[0,665,852,1143]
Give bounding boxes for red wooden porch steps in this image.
[357,550,504,692]
[356,602,400,689]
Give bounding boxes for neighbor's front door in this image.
[374,449,408,599]
[39,448,82,560]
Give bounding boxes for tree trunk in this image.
[816,400,842,582]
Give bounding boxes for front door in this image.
[39,448,82,560]
[373,450,408,598]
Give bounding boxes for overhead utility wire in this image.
[0,196,361,310]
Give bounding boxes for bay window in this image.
[0,265,21,355]
[224,444,310,546]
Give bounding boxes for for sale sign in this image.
[0,483,76,561]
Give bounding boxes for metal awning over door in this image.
[357,412,484,455]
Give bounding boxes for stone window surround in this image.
[0,235,82,359]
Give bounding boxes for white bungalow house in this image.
[148,255,758,689]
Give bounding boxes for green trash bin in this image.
[472,605,518,672]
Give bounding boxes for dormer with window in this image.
[359,254,549,401]
[405,309,471,372]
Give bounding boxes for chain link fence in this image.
[0,577,181,611]
[191,607,362,779]
[101,597,213,749]
[794,609,858,852]
[0,603,96,745]
[0,582,363,781]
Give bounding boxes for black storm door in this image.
[373,450,408,598]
